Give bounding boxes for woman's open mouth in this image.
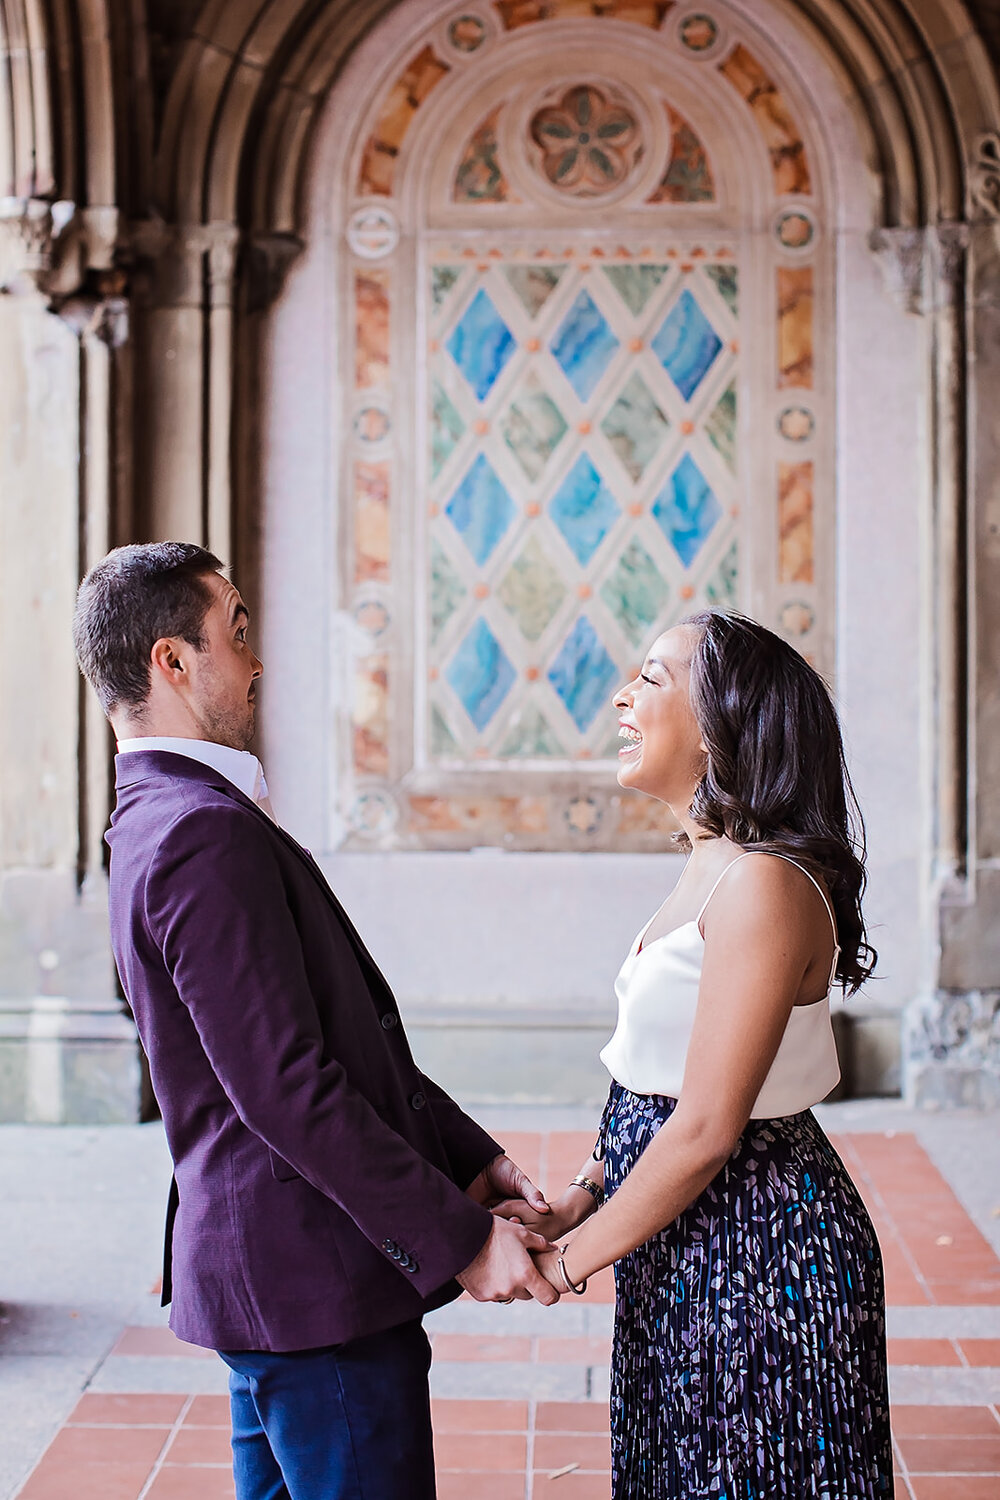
[618,723,642,759]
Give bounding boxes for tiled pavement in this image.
[7,1115,1000,1500]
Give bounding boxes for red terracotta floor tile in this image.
[536,1403,611,1433]
[111,1325,216,1359]
[958,1340,1000,1366]
[185,1396,231,1426]
[17,1458,152,1500]
[531,1470,610,1497]
[536,1337,612,1365]
[146,1467,236,1499]
[434,1431,527,1471]
[432,1333,533,1362]
[67,1393,186,1426]
[163,1426,233,1465]
[909,1480,1000,1500]
[897,1435,1000,1473]
[35,1425,168,1467]
[891,1407,1000,1437]
[887,1338,962,1366]
[436,1475,524,1500]
[431,1400,528,1433]
[929,1282,1000,1306]
[533,1432,612,1471]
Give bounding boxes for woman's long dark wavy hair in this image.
[680,610,876,993]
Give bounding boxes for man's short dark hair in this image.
[73,542,224,715]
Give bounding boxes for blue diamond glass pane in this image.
[446,617,516,730]
[651,289,723,401]
[447,289,516,401]
[549,455,620,566]
[550,291,620,402]
[548,617,618,732]
[652,454,722,566]
[446,455,516,565]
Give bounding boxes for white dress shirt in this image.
[116,737,276,822]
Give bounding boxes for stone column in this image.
[899,161,1000,1105]
[0,198,140,1122]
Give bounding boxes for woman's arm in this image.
[493,1151,605,1239]
[538,856,821,1289]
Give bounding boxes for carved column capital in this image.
[245,232,304,313]
[868,226,927,315]
[970,131,1000,222]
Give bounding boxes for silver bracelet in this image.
[556,1250,587,1296]
[570,1174,604,1208]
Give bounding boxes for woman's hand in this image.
[531,1248,565,1297]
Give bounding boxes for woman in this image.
[501,611,892,1499]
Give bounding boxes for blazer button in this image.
[381,1013,398,1030]
[410,1091,426,1110]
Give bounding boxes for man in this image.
[73,542,558,1500]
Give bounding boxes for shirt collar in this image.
[116,737,268,805]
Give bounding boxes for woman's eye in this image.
[640,673,656,685]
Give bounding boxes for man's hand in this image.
[467,1153,551,1215]
[457,1218,561,1305]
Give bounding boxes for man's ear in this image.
[149,637,187,686]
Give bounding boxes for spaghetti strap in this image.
[697,850,839,948]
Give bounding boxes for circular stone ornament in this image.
[447,13,487,52]
[780,600,815,636]
[354,404,391,445]
[778,406,815,442]
[775,209,815,250]
[347,206,400,260]
[350,790,398,835]
[353,599,391,637]
[529,83,642,198]
[565,796,602,836]
[679,13,719,52]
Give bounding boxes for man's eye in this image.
[236,629,247,642]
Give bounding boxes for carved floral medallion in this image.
[529,84,641,196]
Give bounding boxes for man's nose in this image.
[251,653,263,677]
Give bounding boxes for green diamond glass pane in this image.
[432,266,462,312]
[601,373,671,482]
[431,381,465,478]
[431,705,460,755]
[431,539,467,643]
[706,264,738,317]
[499,703,564,758]
[704,541,739,607]
[497,535,567,642]
[503,265,566,319]
[602,264,669,317]
[600,540,670,647]
[705,383,737,473]
[501,376,569,481]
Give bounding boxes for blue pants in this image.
[218,1320,436,1500]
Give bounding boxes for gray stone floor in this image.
[0,1101,998,1499]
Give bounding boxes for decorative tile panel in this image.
[340,6,830,850]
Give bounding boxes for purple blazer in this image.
[106,751,499,1352]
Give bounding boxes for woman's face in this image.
[614,625,707,805]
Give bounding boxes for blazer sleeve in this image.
[143,802,492,1297]
[419,1072,503,1190]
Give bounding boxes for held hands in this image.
[456,1216,561,1306]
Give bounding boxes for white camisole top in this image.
[599,852,842,1118]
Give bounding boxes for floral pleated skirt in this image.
[601,1083,893,1499]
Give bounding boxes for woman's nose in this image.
[613,682,634,711]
